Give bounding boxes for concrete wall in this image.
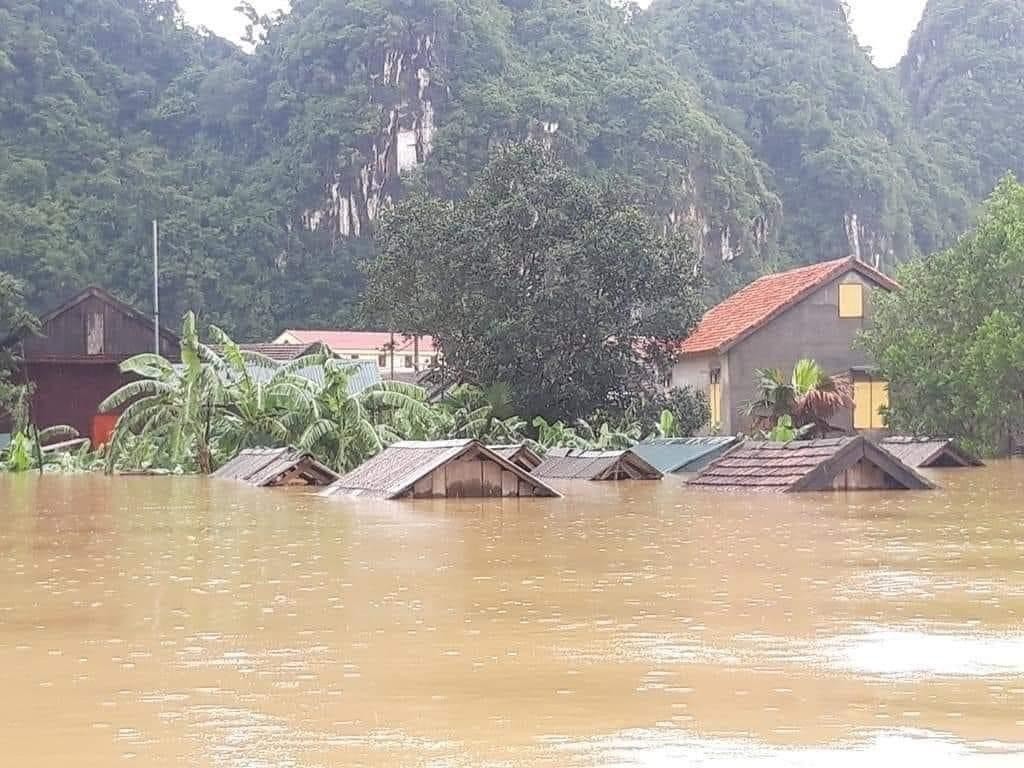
[724,272,883,435]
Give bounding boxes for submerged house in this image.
[0,287,179,446]
[320,439,560,499]
[213,448,339,487]
[632,436,741,475]
[673,257,897,436]
[879,437,983,468]
[532,448,663,481]
[488,444,543,472]
[689,436,934,492]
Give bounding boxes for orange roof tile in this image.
[679,257,898,356]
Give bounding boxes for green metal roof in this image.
[632,436,740,474]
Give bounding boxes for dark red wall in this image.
[22,362,127,439]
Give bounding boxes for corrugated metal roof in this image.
[880,437,983,468]
[175,359,381,396]
[213,447,339,487]
[321,439,560,499]
[690,437,933,492]
[210,342,324,361]
[533,448,663,481]
[632,437,740,474]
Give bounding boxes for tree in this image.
[0,272,37,423]
[861,176,1024,454]
[745,358,853,439]
[367,142,705,420]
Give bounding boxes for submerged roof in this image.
[690,436,934,492]
[487,444,543,470]
[880,437,983,468]
[321,439,560,499]
[274,330,436,354]
[211,342,326,361]
[533,448,663,481]
[680,257,899,356]
[213,447,339,487]
[632,436,741,474]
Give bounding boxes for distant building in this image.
[1,287,178,446]
[272,330,436,376]
[673,257,898,436]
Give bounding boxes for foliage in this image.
[367,142,704,419]
[745,358,853,439]
[644,0,971,272]
[0,425,85,473]
[861,176,1024,455]
[901,0,1024,202]
[0,271,36,420]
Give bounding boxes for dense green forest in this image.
[0,0,1020,338]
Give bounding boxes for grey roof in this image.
[689,436,934,492]
[880,436,983,468]
[487,444,543,471]
[175,359,381,396]
[210,342,326,361]
[213,447,339,487]
[321,439,561,499]
[632,436,741,474]
[532,448,663,481]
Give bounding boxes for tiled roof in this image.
[276,330,436,354]
[680,257,898,356]
[689,437,933,492]
[532,449,663,481]
[320,440,559,499]
[880,437,983,468]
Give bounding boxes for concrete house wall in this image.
[724,272,880,434]
[673,268,889,436]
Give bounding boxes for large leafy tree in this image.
[861,176,1024,454]
[366,142,704,419]
[0,271,37,423]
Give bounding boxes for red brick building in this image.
[3,287,179,446]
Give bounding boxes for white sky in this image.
[177,0,929,68]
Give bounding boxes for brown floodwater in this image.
[1,462,1023,766]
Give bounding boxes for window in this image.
[350,354,360,360]
[404,355,414,369]
[378,354,388,368]
[709,369,722,427]
[86,312,104,355]
[853,377,889,430]
[839,283,864,318]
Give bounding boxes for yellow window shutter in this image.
[853,381,873,430]
[710,382,721,426]
[871,380,889,429]
[839,283,864,318]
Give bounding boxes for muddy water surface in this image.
[1,463,1022,766]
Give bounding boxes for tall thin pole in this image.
[152,220,160,354]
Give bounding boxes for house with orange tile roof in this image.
[673,256,898,435]
[271,330,437,376]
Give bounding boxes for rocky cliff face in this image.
[900,0,1024,198]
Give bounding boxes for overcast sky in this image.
[177,0,929,68]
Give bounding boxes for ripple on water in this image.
[555,728,1024,767]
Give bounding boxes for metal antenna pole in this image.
[153,220,160,354]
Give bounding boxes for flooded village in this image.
[3,0,1024,764]
[2,250,1023,766]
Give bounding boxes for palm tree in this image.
[746,359,853,439]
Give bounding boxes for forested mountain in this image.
[900,0,1024,200]
[0,0,1019,337]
